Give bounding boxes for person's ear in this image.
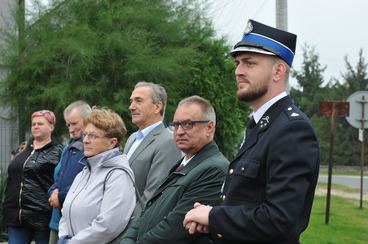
[207,121,215,136]
[273,60,287,82]
[109,137,118,149]
[154,101,163,115]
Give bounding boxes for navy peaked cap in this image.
[230,19,297,66]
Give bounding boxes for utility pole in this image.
[276,0,288,31]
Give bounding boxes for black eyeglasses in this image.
[170,119,209,130]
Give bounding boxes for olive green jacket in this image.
[121,141,229,244]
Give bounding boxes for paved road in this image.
[318,174,368,193]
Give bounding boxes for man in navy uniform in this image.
[184,19,320,244]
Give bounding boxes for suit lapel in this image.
[150,142,218,199]
[128,123,165,163]
[232,96,293,163]
[123,133,136,154]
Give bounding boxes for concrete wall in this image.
[0,0,19,169]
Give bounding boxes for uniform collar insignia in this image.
[259,115,270,129]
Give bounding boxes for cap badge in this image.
[243,20,253,35]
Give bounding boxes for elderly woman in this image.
[58,107,136,244]
[2,110,63,244]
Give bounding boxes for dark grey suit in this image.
[123,123,182,209]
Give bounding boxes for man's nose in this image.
[176,125,186,134]
[235,65,242,76]
[129,102,135,110]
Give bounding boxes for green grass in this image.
[301,195,368,243]
[319,169,367,176]
[318,182,362,193]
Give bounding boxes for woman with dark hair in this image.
[2,110,63,243]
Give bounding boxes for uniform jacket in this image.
[123,123,182,209]
[209,96,320,244]
[2,139,63,230]
[48,138,86,231]
[58,148,136,244]
[121,141,229,244]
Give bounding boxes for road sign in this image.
[319,100,349,117]
[346,91,368,209]
[319,100,349,223]
[346,91,368,129]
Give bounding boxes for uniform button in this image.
[229,169,234,174]
[217,233,223,238]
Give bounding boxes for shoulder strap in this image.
[103,168,143,209]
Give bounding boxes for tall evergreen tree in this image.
[290,44,326,117]
[290,45,330,162]
[0,0,248,158]
[333,49,368,165]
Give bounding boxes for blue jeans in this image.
[7,226,50,244]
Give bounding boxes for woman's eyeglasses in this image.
[82,132,106,141]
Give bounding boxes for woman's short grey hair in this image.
[63,100,92,119]
[178,95,216,125]
[135,81,167,116]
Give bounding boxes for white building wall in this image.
[0,0,19,169]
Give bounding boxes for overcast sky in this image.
[208,0,368,87]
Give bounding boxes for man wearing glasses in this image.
[121,95,229,244]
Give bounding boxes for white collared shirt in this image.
[252,91,287,124]
[126,121,162,159]
[181,155,195,167]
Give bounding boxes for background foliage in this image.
[1,0,368,163]
[0,0,248,159]
[291,45,368,165]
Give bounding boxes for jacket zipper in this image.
[68,168,91,236]
[18,149,35,224]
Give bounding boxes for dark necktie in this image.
[246,117,256,137]
[239,117,256,149]
[174,163,185,172]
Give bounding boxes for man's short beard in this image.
[237,85,268,102]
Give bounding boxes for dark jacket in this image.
[209,96,320,244]
[121,141,229,244]
[2,139,63,230]
[49,138,85,205]
[48,138,85,231]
